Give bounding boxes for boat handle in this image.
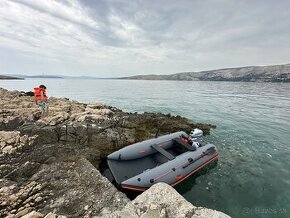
[182,158,195,168]
[182,148,216,169]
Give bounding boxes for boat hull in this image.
[121,152,219,191]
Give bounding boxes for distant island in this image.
[0,75,23,80]
[2,63,290,82]
[0,74,106,80]
[121,63,290,82]
[25,75,63,79]
[0,74,63,79]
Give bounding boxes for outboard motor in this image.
[189,128,203,149]
[189,128,203,139]
[191,141,200,149]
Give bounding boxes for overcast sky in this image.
[0,0,290,77]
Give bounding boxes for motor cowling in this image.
[189,128,203,139]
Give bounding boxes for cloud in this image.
[0,0,290,76]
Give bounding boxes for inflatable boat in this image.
[103,130,219,191]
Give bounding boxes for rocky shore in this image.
[0,88,229,218]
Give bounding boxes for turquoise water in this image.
[1,79,290,217]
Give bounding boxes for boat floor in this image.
[107,148,182,185]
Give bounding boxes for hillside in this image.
[121,63,290,82]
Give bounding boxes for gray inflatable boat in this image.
[105,131,219,191]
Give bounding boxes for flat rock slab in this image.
[102,183,230,218]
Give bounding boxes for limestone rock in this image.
[15,207,32,218]
[0,131,37,154]
[100,202,138,218]
[21,211,44,218]
[30,158,130,217]
[40,112,69,125]
[192,207,231,218]
[2,145,13,153]
[132,183,195,218]
[0,181,45,217]
[103,183,230,218]
[131,183,230,218]
[44,212,57,218]
[0,131,20,143]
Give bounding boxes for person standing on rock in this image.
[34,85,48,117]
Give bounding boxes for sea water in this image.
[1,79,290,218]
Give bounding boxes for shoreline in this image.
[0,88,229,217]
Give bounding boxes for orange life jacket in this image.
[34,87,47,101]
